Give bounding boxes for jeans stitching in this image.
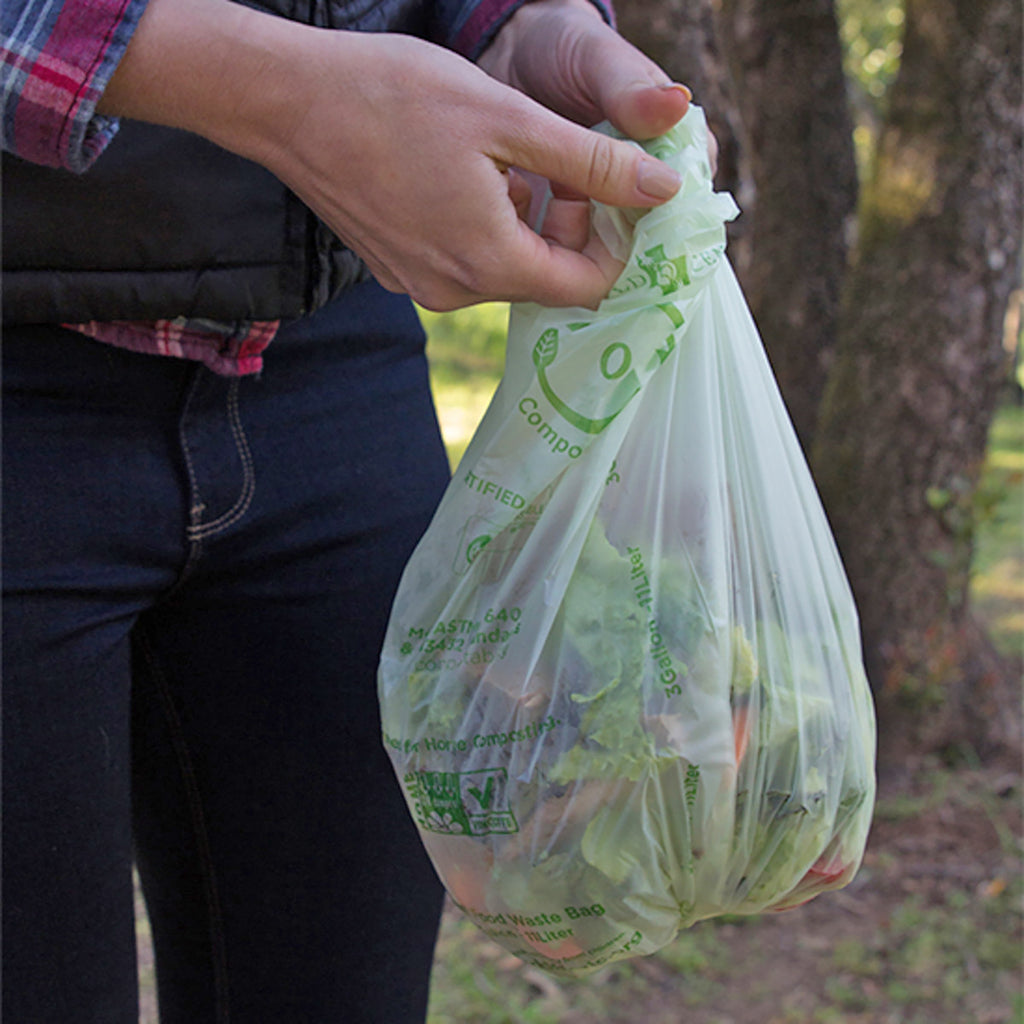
[135,628,231,1023]
[178,369,205,532]
[186,379,256,542]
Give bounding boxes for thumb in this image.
[605,81,692,141]
[502,106,682,209]
[571,30,692,140]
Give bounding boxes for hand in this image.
[98,0,685,310]
[478,0,694,272]
[479,0,692,142]
[250,31,687,310]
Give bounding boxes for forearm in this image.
[95,0,321,168]
[95,0,605,161]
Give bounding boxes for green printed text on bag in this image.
[377,106,876,979]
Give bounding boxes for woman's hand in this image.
[478,0,694,267]
[98,0,686,309]
[479,0,692,142]
[247,29,685,310]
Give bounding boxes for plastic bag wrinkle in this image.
[377,105,875,978]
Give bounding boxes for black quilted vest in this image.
[2,0,431,325]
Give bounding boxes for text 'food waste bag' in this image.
[378,106,876,978]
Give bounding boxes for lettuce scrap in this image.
[397,516,873,964]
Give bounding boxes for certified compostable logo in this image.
[405,767,519,837]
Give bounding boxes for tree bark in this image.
[812,0,1022,753]
[715,0,858,449]
[615,0,751,264]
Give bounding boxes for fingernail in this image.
[660,82,693,102]
[637,159,682,200]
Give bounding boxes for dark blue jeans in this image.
[2,283,450,1023]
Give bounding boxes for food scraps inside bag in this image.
[377,105,876,979]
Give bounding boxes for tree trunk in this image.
[715,0,858,449]
[812,0,1022,754]
[615,0,751,266]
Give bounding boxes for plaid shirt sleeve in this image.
[2,0,150,172]
[434,0,614,61]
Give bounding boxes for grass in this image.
[421,303,508,469]
[971,400,1024,659]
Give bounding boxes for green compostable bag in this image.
[377,106,876,977]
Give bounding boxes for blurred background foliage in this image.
[836,0,905,172]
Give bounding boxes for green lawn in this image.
[422,303,508,470]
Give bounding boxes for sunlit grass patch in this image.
[971,401,1023,659]
[422,303,507,469]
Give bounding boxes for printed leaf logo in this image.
[465,533,492,566]
[532,327,642,435]
[533,328,559,370]
[637,244,690,295]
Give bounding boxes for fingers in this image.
[532,181,626,306]
[505,221,625,309]
[378,193,623,313]
[610,82,692,141]
[539,187,590,251]
[508,168,534,222]
[568,22,692,139]
[493,2,693,142]
[500,105,681,210]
